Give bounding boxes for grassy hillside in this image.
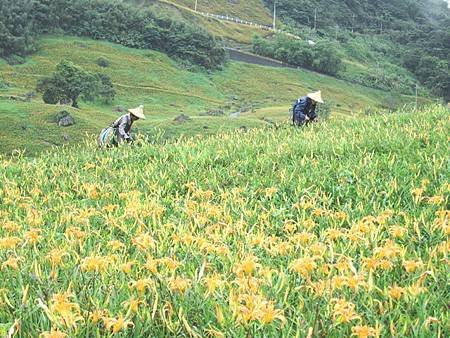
[0,105,448,337]
[0,36,425,156]
[148,0,273,25]
[125,0,275,45]
[146,1,274,45]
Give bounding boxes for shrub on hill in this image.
[253,34,344,76]
[0,77,9,89]
[96,56,110,68]
[97,73,116,104]
[414,56,450,102]
[0,0,226,69]
[143,17,226,69]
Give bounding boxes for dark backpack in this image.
[291,99,300,124]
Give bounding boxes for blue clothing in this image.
[293,96,317,125]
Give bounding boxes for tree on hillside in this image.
[37,60,115,107]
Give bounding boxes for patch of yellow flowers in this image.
[0,107,448,336]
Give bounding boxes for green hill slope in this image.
[0,105,448,336]
[0,36,424,156]
[133,0,274,25]
[142,0,274,45]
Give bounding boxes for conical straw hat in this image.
[307,90,324,104]
[128,105,146,119]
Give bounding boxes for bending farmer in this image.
[292,91,324,126]
[98,105,146,147]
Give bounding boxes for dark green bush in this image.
[42,86,60,105]
[312,42,343,76]
[97,73,116,104]
[0,78,9,89]
[4,55,26,65]
[415,56,450,102]
[96,56,110,68]
[252,34,344,76]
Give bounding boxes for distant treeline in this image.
[0,0,226,69]
[262,0,450,100]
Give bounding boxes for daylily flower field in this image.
[0,106,448,337]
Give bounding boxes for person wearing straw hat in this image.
[292,90,324,126]
[98,105,146,147]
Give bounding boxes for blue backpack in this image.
[291,99,301,124]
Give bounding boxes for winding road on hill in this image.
[226,48,295,69]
